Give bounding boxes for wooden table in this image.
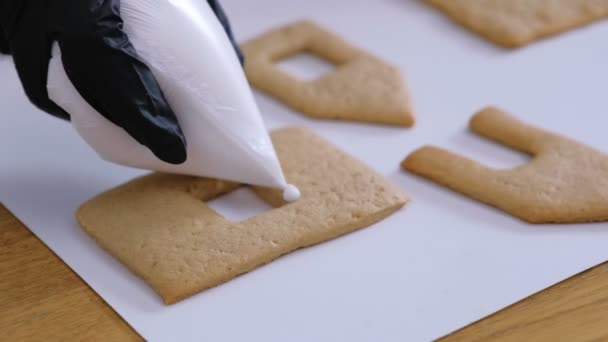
[1,205,607,341]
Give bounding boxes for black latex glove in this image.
[207,0,244,65]
[0,28,8,54]
[0,0,244,164]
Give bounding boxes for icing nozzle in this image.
[282,184,301,202]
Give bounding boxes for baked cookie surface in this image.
[78,128,409,304]
[242,20,415,126]
[426,0,608,47]
[403,107,608,224]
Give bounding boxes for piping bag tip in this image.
[282,184,301,202]
[47,0,301,201]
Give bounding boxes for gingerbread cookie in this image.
[402,107,608,223]
[242,20,415,126]
[426,0,608,47]
[78,127,409,304]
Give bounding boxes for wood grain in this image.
[1,204,606,341]
[440,262,608,341]
[0,205,142,342]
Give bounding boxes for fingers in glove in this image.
[10,3,70,119]
[58,16,187,164]
[206,0,244,65]
[0,29,10,54]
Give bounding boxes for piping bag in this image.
[46,0,300,202]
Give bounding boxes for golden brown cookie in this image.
[402,107,608,223]
[425,0,608,47]
[242,20,415,126]
[77,127,409,304]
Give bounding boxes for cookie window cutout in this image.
[402,107,608,223]
[77,128,409,304]
[425,0,608,48]
[242,20,415,127]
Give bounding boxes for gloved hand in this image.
[0,0,243,164]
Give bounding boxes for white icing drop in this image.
[282,184,301,202]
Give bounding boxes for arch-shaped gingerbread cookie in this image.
[77,128,409,304]
[402,107,608,223]
[242,20,415,127]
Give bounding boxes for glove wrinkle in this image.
[3,0,242,165]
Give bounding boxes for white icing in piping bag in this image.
[46,0,300,202]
